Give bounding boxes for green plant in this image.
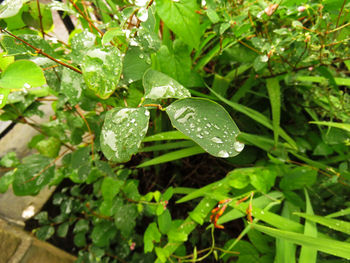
[0,0,350,262]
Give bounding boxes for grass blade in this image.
[326,207,350,218]
[140,141,195,152]
[299,189,317,263]
[309,121,350,133]
[253,224,350,259]
[296,76,350,86]
[266,78,281,147]
[294,212,350,235]
[143,131,189,142]
[137,146,205,168]
[209,88,297,149]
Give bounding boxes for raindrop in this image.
[139,54,144,59]
[234,141,244,152]
[218,150,229,158]
[211,137,223,144]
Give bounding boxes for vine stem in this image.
[36,0,45,38]
[0,28,82,74]
[68,0,104,36]
[74,105,95,161]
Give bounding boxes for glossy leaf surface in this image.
[81,46,122,99]
[143,69,191,100]
[0,60,46,89]
[101,107,150,162]
[166,98,243,158]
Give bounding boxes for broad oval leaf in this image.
[156,0,201,49]
[143,69,191,100]
[166,98,244,158]
[81,46,123,99]
[101,107,150,162]
[0,0,27,19]
[0,60,46,89]
[13,155,55,196]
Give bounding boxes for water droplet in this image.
[197,134,203,139]
[234,141,244,152]
[139,54,144,59]
[211,137,223,144]
[218,150,229,158]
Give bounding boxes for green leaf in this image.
[101,176,123,202]
[0,171,14,193]
[279,167,317,191]
[91,221,117,247]
[156,0,201,49]
[166,98,244,158]
[101,107,150,162]
[114,203,138,237]
[57,222,69,238]
[167,229,188,242]
[74,232,86,247]
[295,212,350,235]
[143,69,191,100]
[253,223,350,259]
[210,88,297,149]
[73,219,89,233]
[35,137,61,158]
[310,121,350,133]
[13,155,55,196]
[249,167,277,193]
[144,222,161,253]
[266,78,281,146]
[60,67,85,105]
[143,130,189,142]
[299,189,317,263]
[0,88,9,108]
[36,225,55,240]
[0,60,46,90]
[0,151,19,167]
[122,46,151,83]
[137,145,205,168]
[81,46,123,99]
[158,209,172,234]
[326,207,350,218]
[0,0,27,18]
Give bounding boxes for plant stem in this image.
[68,0,104,36]
[36,0,45,38]
[0,28,82,74]
[74,105,95,161]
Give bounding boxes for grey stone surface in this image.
[0,218,76,263]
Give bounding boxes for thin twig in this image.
[0,28,82,74]
[68,0,104,36]
[336,0,347,29]
[36,0,45,38]
[75,105,95,160]
[25,148,70,183]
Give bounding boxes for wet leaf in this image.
[0,60,46,90]
[166,98,243,158]
[12,154,55,196]
[82,46,123,99]
[143,69,191,100]
[101,107,150,162]
[0,0,26,18]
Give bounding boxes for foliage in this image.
[0,0,350,262]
